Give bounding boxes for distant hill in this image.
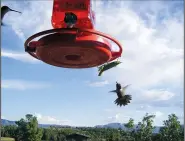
[95,122,161,133]
[1,119,16,126]
[1,119,183,134]
[1,119,70,128]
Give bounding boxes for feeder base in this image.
[24,28,122,68]
[36,33,112,68]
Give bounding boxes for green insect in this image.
[98,60,121,76]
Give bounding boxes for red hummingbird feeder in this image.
[24,0,123,68]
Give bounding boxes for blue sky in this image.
[1,0,184,126]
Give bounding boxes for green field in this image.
[1,137,15,141]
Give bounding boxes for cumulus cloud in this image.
[88,80,109,87]
[136,105,151,112]
[108,113,121,122]
[174,101,184,109]
[153,111,164,118]
[93,2,183,93]
[146,111,165,126]
[34,113,71,125]
[94,1,183,110]
[107,113,130,123]
[1,49,40,63]
[136,111,164,118]
[149,101,173,108]
[141,89,175,101]
[2,79,51,90]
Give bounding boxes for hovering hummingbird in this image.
[110,82,132,107]
[64,12,77,28]
[98,61,121,76]
[1,6,22,26]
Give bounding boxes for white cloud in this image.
[35,113,71,125]
[177,115,184,124]
[145,111,165,126]
[108,113,121,122]
[141,89,175,101]
[104,108,113,113]
[2,79,51,90]
[2,49,40,63]
[108,111,165,125]
[153,111,164,118]
[136,105,151,112]
[107,113,130,123]
[2,116,6,119]
[93,2,183,96]
[88,80,109,87]
[175,101,183,109]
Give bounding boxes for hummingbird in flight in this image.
[110,82,132,107]
[1,6,22,26]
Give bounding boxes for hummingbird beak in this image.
[9,9,22,14]
[109,90,117,93]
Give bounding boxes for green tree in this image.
[159,114,183,141]
[180,126,184,139]
[152,133,161,141]
[2,113,184,141]
[42,128,51,141]
[134,113,155,141]
[124,118,135,141]
[15,118,28,140]
[125,118,134,132]
[1,125,17,138]
[15,114,43,141]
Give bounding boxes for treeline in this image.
[1,113,184,141]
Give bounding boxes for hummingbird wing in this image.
[109,90,121,98]
[98,65,104,71]
[119,84,131,97]
[98,70,104,76]
[122,84,130,91]
[109,90,117,93]
[98,65,105,76]
[98,61,121,76]
[109,88,126,98]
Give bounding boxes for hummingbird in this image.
[110,82,132,107]
[64,12,77,28]
[98,61,122,76]
[1,6,22,26]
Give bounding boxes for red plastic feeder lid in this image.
[24,28,123,68]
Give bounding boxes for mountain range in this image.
[1,119,163,133]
